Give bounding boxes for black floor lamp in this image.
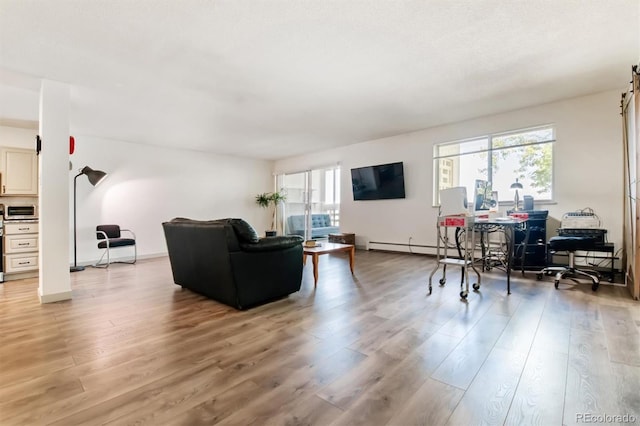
[71,166,107,272]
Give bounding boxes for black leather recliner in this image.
[162,217,304,309]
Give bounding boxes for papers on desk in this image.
[474,216,526,224]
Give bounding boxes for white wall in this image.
[69,136,273,265]
[0,89,626,267]
[0,125,37,148]
[275,90,624,262]
[0,124,274,266]
[38,80,71,302]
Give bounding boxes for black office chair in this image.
[537,236,600,291]
[94,224,137,268]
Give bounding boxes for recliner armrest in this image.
[240,235,303,252]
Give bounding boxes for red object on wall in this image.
[70,136,75,154]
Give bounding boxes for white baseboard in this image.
[73,251,168,267]
[3,271,38,282]
[367,241,438,256]
[39,290,72,303]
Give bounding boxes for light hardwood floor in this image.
[0,250,638,426]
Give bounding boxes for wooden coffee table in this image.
[302,242,355,286]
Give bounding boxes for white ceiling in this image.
[0,1,638,160]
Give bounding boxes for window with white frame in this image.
[433,125,555,205]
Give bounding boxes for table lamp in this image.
[510,178,523,211]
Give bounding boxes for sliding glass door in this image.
[321,167,341,229]
[281,171,309,238]
[279,166,340,240]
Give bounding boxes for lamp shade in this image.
[510,178,523,190]
[81,166,107,186]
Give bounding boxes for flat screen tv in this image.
[351,162,406,201]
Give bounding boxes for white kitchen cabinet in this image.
[1,147,38,196]
[4,253,39,274]
[5,234,39,254]
[3,220,39,275]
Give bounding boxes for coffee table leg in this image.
[349,246,355,274]
[312,254,319,286]
[303,253,307,266]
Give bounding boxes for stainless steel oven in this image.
[4,205,37,221]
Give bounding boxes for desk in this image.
[473,217,528,295]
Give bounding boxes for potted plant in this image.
[255,191,286,236]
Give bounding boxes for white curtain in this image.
[622,64,639,299]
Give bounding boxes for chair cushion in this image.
[166,217,241,252]
[311,214,331,228]
[549,236,598,251]
[288,214,333,232]
[287,215,305,232]
[97,224,121,239]
[228,218,260,243]
[310,226,340,238]
[98,238,135,248]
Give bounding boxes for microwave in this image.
[4,205,37,220]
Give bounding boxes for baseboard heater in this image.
[367,241,439,256]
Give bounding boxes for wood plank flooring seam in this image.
[428,375,467,392]
[560,350,571,426]
[499,297,547,425]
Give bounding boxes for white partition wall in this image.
[38,80,71,303]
